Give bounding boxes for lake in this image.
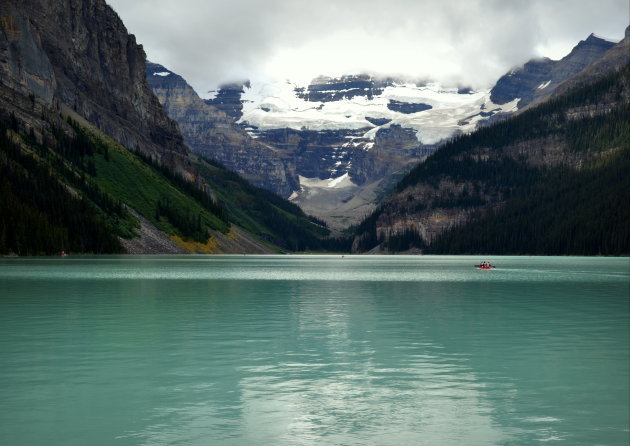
[0,255,628,445]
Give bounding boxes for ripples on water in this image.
[0,255,628,446]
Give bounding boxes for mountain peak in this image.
[585,33,617,44]
[558,33,615,67]
[490,32,615,107]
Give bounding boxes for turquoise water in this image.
[0,255,628,445]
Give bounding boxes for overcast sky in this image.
[107,0,628,96]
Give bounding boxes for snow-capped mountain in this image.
[202,75,518,228]
[238,76,518,144]
[147,33,618,230]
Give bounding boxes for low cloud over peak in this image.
[108,0,628,95]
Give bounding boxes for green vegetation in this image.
[87,131,229,239]
[155,197,209,243]
[0,116,123,255]
[1,108,349,255]
[349,209,381,253]
[0,112,232,255]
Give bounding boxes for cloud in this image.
[108,0,629,95]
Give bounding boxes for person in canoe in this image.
[475,261,495,269]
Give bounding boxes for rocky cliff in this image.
[0,0,196,178]
[146,63,299,198]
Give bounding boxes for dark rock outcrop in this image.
[387,100,432,114]
[296,74,392,102]
[253,127,366,182]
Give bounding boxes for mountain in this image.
[351,32,630,255]
[148,71,519,229]
[0,0,337,255]
[146,63,299,197]
[149,33,619,230]
[545,27,630,101]
[5,0,622,256]
[0,0,196,179]
[490,34,615,108]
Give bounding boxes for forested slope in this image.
[352,63,630,255]
[0,113,228,255]
[0,110,344,255]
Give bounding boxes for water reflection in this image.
[0,256,627,446]
[120,279,513,445]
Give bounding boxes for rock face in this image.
[147,64,435,211]
[0,0,194,177]
[146,63,299,197]
[490,34,615,107]
[0,0,286,255]
[0,7,56,105]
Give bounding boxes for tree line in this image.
[0,116,123,255]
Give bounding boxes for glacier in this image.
[238,79,519,145]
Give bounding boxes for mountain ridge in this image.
[490,33,616,108]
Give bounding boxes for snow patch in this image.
[153,72,171,77]
[298,173,356,191]
[328,172,350,188]
[537,80,551,90]
[500,97,520,113]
